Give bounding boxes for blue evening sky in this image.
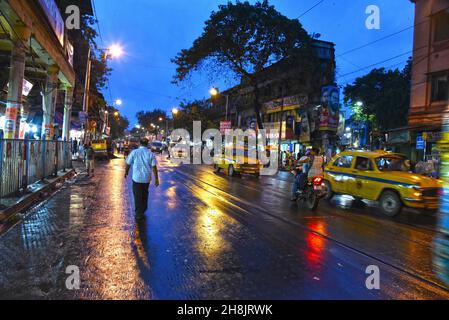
[94,0,415,125]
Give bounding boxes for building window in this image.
[434,9,449,43]
[430,73,449,102]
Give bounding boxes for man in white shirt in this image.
[125,138,160,220]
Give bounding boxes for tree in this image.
[343,58,412,131]
[107,106,129,139]
[175,99,219,133]
[172,0,318,129]
[136,109,167,132]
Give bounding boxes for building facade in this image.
[0,0,87,141]
[210,39,337,160]
[408,0,449,161]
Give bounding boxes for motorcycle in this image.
[296,176,326,211]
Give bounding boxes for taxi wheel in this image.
[379,190,402,217]
[228,165,235,177]
[323,180,333,201]
[214,164,221,173]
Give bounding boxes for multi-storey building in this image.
[0,0,91,140]
[408,0,449,161]
[210,39,336,158]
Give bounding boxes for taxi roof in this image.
[339,149,405,158]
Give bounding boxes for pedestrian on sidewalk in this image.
[72,138,78,157]
[125,138,160,221]
[84,143,95,177]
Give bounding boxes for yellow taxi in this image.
[323,150,442,216]
[213,145,262,176]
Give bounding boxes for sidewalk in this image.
[0,163,80,225]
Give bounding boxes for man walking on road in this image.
[125,138,160,221]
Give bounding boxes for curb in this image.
[0,169,76,224]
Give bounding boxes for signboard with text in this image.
[263,94,308,114]
[416,135,425,150]
[22,79,34,96]
[38,0,65,46]
[220,121,232,134]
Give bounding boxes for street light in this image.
[210,87,229,121]
[107,44,124,59]
[172,108,180,130]
[115,99,123,106]
[355,101,363,107]
[210,87,219,96]
[83,43,124,144]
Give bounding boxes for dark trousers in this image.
[132,181,150,217]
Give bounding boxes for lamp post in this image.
[172,108,179,130]
[158,116,170,140]
[102,44,124,61]
[83,44,124,144]
[210,87,229,121]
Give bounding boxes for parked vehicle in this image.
[323,150,442,217]
[91,140,108,159]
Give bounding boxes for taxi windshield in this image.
[376,156,410,172]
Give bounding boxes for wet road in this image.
[0,155,448,299]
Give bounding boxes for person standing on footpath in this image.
[84,143,96,177]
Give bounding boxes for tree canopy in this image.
[136,109,167,132]
[343,58,412,131]
[175,100,218,133]
[107,106,129,139]
[172,0,317,129]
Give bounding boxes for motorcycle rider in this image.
[291,147,325,201]
[291,149,312,201]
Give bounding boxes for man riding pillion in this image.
[291,148,324,201]
[308,148,325,180]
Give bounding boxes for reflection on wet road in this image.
[0,156,448,299]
